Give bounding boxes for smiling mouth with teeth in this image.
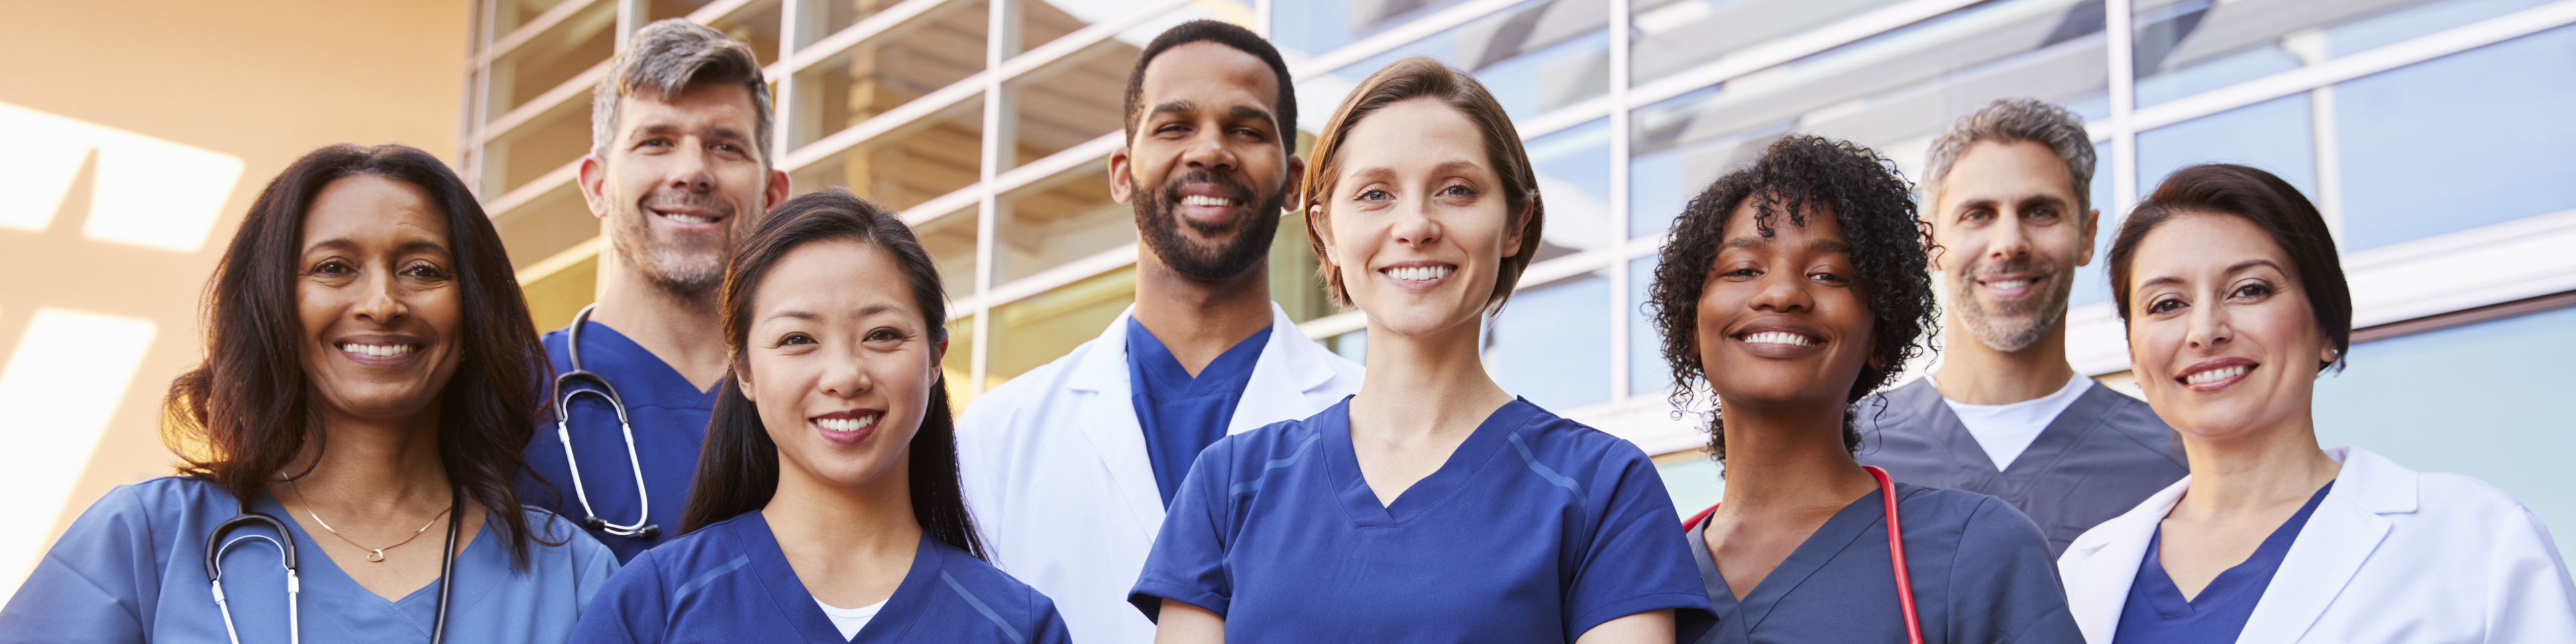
[2182,364,2251,385]
[1179,195,1239,208]
[1385,266,1454,282]
[1739,331,1817,347]
[337,343,418,357]
[815,414,881,431]
[659,211,719,224]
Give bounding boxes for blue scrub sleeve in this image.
[1945,496,2083,643]
[1128,439,1238,622]
[0,488,156,644]
[1564,451,1721,642]
[568,547,672,644]
[1026,587,1077,644]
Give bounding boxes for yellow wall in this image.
[0,0,470,594]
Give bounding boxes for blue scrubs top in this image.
[2112,482,2334,644]
[1128,318,1272,506]
[571,511,1071,643]
[522,320,717,561]
[1131,398,1719,643]
[0,477,616,644]
[1686,483,2081,643]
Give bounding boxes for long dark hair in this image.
[2110,163,2350,373]
[678,188,984,559]
[166,144,551,567]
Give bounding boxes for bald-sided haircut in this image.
[590,19,775,166]
[1923,98,2097,217]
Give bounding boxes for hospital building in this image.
[2,0,2572,595]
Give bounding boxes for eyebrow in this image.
[1149,100,1197,119]
[1949,194,2070,217]
[2137,259,2287,290]
[631,123,747,143]
[761,304,911,323]
[1228,105,1277,128]
[302,237,451,256]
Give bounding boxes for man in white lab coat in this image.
[1856,99,2187,555]
[954,21,1363,644]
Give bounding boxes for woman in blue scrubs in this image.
[0,144,616,643]
[570,189,1069,644]
[1130,57,1717,643]
[1644,136,2082,644]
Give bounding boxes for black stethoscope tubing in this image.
[204,485,460,644]
[551,303,660,539]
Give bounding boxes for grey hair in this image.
[1923,98,2096,219]
[590,19,774,166]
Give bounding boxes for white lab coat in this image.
[955,304,1364,644]
[2058,446,2576,643]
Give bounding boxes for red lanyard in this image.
[1683,466,1924,644]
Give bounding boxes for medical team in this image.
[2,16,2572,644]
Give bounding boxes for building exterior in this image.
[462,0,2573,559]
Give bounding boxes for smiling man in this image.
[1854,99,2186,556]
[954,21,1364,644]
[519,19,790,562]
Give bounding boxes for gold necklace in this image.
[286,478,452,563]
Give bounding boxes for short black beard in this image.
[1134,169,1283,282]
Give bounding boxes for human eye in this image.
[865,327,910,343]
[311,259,353,276]
[1440,184,1477,197]
[2231,280,2274,300]
[1809,268,1850,285]
[1356,188,1392,203]
[2146,296,2186,315]
[401,262,449,280]
[773,332,816,347]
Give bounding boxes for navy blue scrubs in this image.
[1132,398,1719,643]
[2112,482,2334,643]
[521,321,716,562]
[1686,483,2082,643]
[571,511,1071,644]
[1128,318,1272,506]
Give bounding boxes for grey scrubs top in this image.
[1856,377,2188,555]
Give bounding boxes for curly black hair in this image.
[1646,135,1937,462]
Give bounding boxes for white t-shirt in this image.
[815,597,890,640]
[1929,370,2093,470]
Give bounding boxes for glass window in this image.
[1295,0,1608,127]
[1004,39,1131,170]
[1627,0,2112,239]
[2312,305,2576,564]
[1328,328,1367,364]
[994,158,1137,286]
[1629,0,1911,86]
[1020,0,1255,58]
[988,268,1137,385]
[1269,203,1338,324]
[521,252,600,331]
[2334,24,2576,251]
[1656,455,1721,517]
[2325,0,2554,57]
[1271,0,1477,61]
[787,0,988,149]
[653,0,785,67]
[910,205,981,301]
[491,181,596,272]
[790,94,985,212]
[2135,93,2316,209]
[1528,119,1615,262]
[1628,255,1670,396]
[2070,140,2115,308]
[480,97,591,196]
[803,0,918,49]
[944,315,977,407]
[486,0,618,117]
[493,0,579,35]
[2128,0,2548,108]
[1489,273,1612,412]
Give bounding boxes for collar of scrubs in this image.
[559,319,720,402]
[244,490,506,635]
[732,511,943,643]
[1882,376,2116,477]
[2133,481,2334,620]
[1124,317,1271,398]
[1317,396,1538,526]
[1686,482,1919,630]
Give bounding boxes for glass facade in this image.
[467,0,2576,523]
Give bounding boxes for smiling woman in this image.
[569,188,1069,644]
[0,144,618,644]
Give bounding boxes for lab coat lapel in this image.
[1225,304,1335,436]
[1063,307,1169,536]
[2061,476,2190,643]
[2237,447,2406,644]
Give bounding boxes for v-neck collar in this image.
[732,511,942,643]
[1903,378,2113,482]
[1322,397,1534,527]
[2135,481,2336,618]
[564,319,720,400]
[1125,317,1271,397]
[1689,485,1900,633]
[248,491,503,636]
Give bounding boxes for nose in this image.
[819,343,872,400]
[1986,211,2034,263]
[2184,297,2233,352]
[1747,266,1813,313]
[1179,126,1239,174]
[1389,193,1443,249]
[666,140,716,193]
[351,265,409,325]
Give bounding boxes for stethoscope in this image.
[553,303,661,539]
[1686,466,1925,644]
[204,487,460,644]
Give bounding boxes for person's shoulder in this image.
[957,337,1106,427]
[927,541,1061,625]
[97,475,233,518]
[1212,405,1339,457]
[1509,400,1651,463]
[1899,484,2049,541]
[515,505,619,563]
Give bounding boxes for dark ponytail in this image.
[677,188,985,559]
